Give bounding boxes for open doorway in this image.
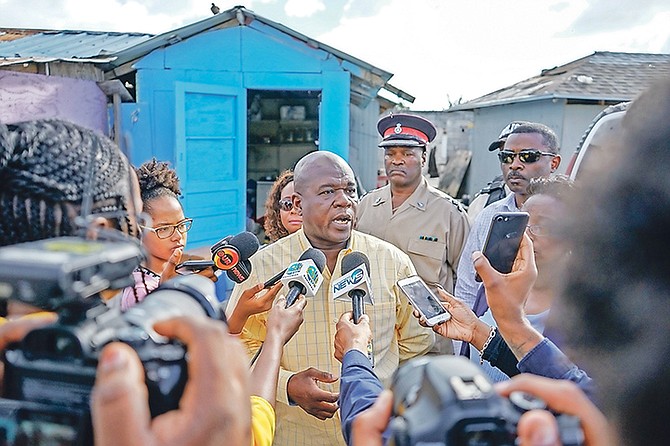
[246,89,320,240]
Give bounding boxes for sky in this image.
[2,0,669,110]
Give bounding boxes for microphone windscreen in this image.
[229,231,260,260]
[342,251,370,275]
[299,248,327,273]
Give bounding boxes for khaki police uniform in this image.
[356,176,470,294]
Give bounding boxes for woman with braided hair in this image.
[0,119,142,317]
[0,119,140,246]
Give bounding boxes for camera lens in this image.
[495,216,504,222]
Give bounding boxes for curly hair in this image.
[263,170,294,242]
[526,174,574,202]
[0,119,133,246]
[135,158,182,214]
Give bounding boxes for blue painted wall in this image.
[124,22,352,249]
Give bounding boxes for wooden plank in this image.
[438,150,472,197]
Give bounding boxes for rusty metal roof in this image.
[0,28,153,63]
[456,51,670,109]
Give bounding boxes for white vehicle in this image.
[565,102,629,180]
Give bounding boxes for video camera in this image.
[389,355,584,446]
[0,237,223,446]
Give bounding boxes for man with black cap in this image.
[467,121,529,219]
[356,113,470,354]
[454,121,561,315]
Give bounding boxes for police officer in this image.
[356,113,471,353]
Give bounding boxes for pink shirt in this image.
[121,266,160,311]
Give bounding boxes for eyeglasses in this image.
[140,218,193,239]
[278,199,293,212]
[527,224,551,237]
[498,149,556,164]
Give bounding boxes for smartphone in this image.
[175,259,215,274]
[397,276,451,326]
[476,211,529,282]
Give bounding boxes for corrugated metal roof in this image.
[454,52,670,109]
[0,29,153,62]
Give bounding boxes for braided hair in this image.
[135,158,182,214]
[0,119,133,247]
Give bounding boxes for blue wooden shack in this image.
[0,6,413,249]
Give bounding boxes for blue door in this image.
[175,82,246,248]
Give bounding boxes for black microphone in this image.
[281,248,327,308]
[337,251,372,323]
[210,231,260,283]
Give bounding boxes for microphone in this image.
[281,248,326,308]
[332,251,374,323]
[210,231,260,283]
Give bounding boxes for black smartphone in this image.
[476,211,529,282]
[263,269,285,288]
[175,259,215,274]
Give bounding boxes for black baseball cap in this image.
[488,121,530,151]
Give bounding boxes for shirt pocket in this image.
[407,238,446,284]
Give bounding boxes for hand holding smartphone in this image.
[175,259,215,275]
[397,276,451,326]
[476,211,529,282]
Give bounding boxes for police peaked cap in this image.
[377,113,437,148]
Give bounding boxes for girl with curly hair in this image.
[121,158,195,310]
[263,170,302,243]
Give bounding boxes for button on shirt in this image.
[226,229,434,446]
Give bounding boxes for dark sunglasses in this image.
[278,198,293,212]
[498,149,556,164]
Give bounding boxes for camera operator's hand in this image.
[350,389,393,446]
[334,312,372,363]
[415,289,491,349]
[227,281,283,335]
[0,313,58,395]
[496,374,614,446]
[91,316,251,446]
[286,368,339,420]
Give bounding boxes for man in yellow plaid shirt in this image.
[226,151,434,446]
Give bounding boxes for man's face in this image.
[501,133,560,198]
[294,158,358,249]
[384,146,425,189]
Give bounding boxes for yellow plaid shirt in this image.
[226,229,434,446]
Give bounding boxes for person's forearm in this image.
[496,317,544,361]
[227,306,251,335]
[250,336,283,407]
[469,320,494,351]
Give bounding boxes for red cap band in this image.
[383,126,428,143]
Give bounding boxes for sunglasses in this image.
[498,149,556,164]
[140,218,193,239]
[278,198,293,212]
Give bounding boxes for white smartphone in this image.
[397,276,451,326]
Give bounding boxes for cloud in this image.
[561,0,670,35]
[284,0,325,18]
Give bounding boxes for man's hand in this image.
[266,295,306,345]
[416,289,489,346]
[351,389,393,446]
[287,368,339,420]
[227,282,283,334]
[496,374,614,446]
[92,316,251,446]
[334,312,372,363]
[473,233,537,324]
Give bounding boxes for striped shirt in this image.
[226,229,434,446]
